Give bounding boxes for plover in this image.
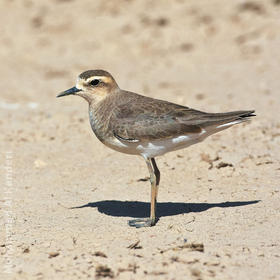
[57,69,255,228]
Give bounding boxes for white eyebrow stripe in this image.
[87,76,105,80]
[76,76,113,89]
[87,76,111,81]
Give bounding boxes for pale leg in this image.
[128,157,160,228]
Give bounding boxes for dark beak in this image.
[57,87,81,98]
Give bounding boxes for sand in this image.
[1,0,279,279]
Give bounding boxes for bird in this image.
[57,69,255,228]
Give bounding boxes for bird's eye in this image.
[90,79,100,86]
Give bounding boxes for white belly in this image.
[96,118,244,158]
[104,130,207,158]
[136,134,204,158]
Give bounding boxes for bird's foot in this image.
[128,218,156,228]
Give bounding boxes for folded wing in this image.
[109,93,255,141]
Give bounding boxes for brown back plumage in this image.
[94,89,255,141]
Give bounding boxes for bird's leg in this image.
[150,158,160,222]
[128,157,160,228]
[151,157,160,189]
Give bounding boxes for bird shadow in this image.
[71,200,260,219]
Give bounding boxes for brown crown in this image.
[79,69,113,80]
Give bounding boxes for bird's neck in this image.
[88,95,116,142]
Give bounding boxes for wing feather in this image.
[107,91,254,141]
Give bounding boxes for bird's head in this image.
[57,69,119,103]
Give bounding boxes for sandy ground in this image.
[1,0,280,279]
